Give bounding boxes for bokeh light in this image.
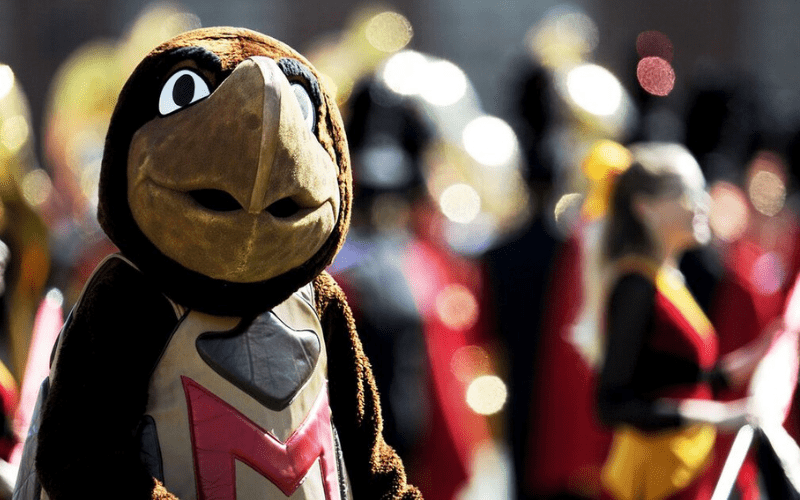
[420,60,468,106]
[436,284,480,331]
[466,375,508,415]
[381,50,427,96]
[318,73,346,106]
[450,345,490,382]
[365,11,413,53]
[21,170,53,207]
[692,209,711,246]
[637,56,676,96]
[462,116,517,167]
[370,193,411,231]
[583,140,632,181]
[554,193,582,229]
[636,30,674,62]
[527,5,599,68]
[80,158,102,209]
[120,3,201,75]
[748,169,786,216]
[0,65,14,100]
[46,288,64,306]
[444,214,498,256]
[566,64,623,116]
[358,142,414,189]
[751,252,786,296]
[553,9,599,52]
[439,183,482,224]
[381,51,468,107]
[709,182,749,242]
[1,114,29,153]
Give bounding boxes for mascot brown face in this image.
[99,28,351,315]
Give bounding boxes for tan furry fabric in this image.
[151,480,179,500]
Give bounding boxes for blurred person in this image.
[705,147,800,499]
[0,240,18,460]
[507,16,639,497]
[333,73,509,500]
[0,64,50,385]
[396,172,503,500]
[332,76,431,467]
[485,56,561,500]
[523,140,632,500]
[0,63,51,499]
[596,143,772,500]
[678,71,776,500]
[0,240,21,500]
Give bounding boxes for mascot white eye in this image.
[291,82,316,132]
[159,69,211,116]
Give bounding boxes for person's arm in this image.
[716,318,782,389]
[597,273,685,431]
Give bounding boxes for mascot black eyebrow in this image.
[14,27,422,500]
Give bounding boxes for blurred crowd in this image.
[0,2,798,500]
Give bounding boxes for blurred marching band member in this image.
[333,73,502,500]
[484,57,561,500]
[703,147,800,499]
[0,63,50,498]
[524,140,631,500]
[333,45,528,496]
[596,144,774,500]
[331,75,432,487]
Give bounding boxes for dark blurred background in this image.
[3,0,799,139]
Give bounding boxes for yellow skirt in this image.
[601,424,716,500]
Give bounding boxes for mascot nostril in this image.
[189,189,243,212]
[266,197,301,218]
[21,27,422,500]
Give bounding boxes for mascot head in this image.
[98,27,351,316]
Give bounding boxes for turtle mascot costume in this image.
[13,27,422,500]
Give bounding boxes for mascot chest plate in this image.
[142,283,351,500]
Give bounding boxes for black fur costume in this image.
[15,27,421,500]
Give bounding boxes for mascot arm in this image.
[314,271,423,500]
[35,256,180,500]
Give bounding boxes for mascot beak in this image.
[196,55,315,215]
[215,56,281,214]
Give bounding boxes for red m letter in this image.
[182,376,341,500]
